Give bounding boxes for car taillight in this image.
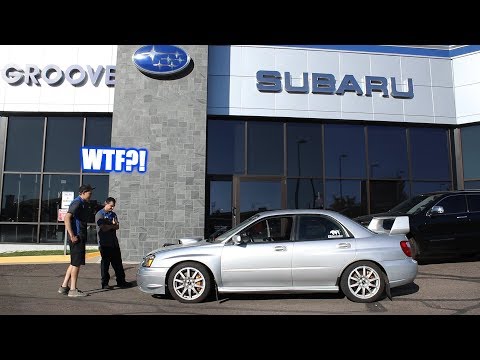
[400,240,411,257]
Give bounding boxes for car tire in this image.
[168,262,212,303]
[340,261,385,303]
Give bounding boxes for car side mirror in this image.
[232,235,242,245]
[429,206,444,216]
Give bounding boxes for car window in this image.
[240,216,293,243]
[436,195,467,214]
[467,194,480,212]
[297,215,347,241]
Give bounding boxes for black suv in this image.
[354,190,480,260]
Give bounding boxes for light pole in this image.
[339,154,347,199]
[295,139,307,209]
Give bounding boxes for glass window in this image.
[44,116,83,172]
[206,180,232,238]
[4,116,44,172]
[325,180,367,218]
[1,174,41,222]
[85,116,112,147]
[436,195,467,214]
[239,180,282,222]
[369,180,409,214]
[464,181,480,190]
[368,126,408,179]
[0,225,37,243]
[325,124,366,178]
[287,123,322,177]
[467,194,480,212]
[297,215,347,241]
[41,175,79,222]
[82,175,110,223]
[240,216,292,243]
[461,125,480,180]
[207,120,244,174]
[247,122,283,175]
[39,224,65,244]
[410,128,450,180]
[267,217,293,242]
[411,181,452,196]
[287,179,323,209]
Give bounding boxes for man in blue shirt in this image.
[95,197,131,289]
[58,184,94,297]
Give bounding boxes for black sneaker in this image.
[102,284,113,290]
[117,282,133,288]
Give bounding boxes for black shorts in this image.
[69,239,86,266]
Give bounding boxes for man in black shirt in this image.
[95,197,131,289]
[58,184,94,297]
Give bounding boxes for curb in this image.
[0,251,101,265]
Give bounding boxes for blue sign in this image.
[81,147,148,173]
[132,45,191,76]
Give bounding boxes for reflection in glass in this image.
[287,179,323,209]
[85,116,112,147]
[410,128,450,180]
[44,117,83,172]
[325,124,366,178]
[0,225,37,243]
[370,180,409,213]
[82,175,110,223]
[5,117,44,172]
[1,174,40,222]
[411,181,451,196]
[325,180,366,218]
[240,181,281,221]
[287,123,322,177]
[461,125,480,179]
[206,181,232,237]
[464,181,480,190]
[39,225,66,244]
[247,122,283,175]
[41,175,79,222]
[368,126,408,179]
[207,120,244,174]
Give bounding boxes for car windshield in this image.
[388,194,444,215]
[213,214,261,242]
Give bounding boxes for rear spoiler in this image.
[368,216,410,235]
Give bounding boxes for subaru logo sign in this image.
[132,45,191,77]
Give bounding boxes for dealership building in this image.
[1,44,480,261]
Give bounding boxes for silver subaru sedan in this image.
[137,209,417,303]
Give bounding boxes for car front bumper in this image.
[136,266,169,295]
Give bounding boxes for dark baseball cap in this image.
[79,184,95,194]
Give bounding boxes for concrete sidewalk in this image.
[0,251,101,265]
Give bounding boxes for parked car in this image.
[137,209,417,304]
[354,190,480,260]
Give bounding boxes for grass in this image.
[0,249,99,257]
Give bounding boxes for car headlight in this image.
[142,254,155,267]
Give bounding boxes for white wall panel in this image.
[403,86,434,116]
[339,53,371,79]
[401,56,431,86]
[0,45,116,113]
[430,58,453,87]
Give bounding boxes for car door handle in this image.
[456,216,467,219]
[337,242,351,249]
[274,246,287,251]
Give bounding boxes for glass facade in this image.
[0,115,112,243]
[206,118,454,236]
[461,124,480,188]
